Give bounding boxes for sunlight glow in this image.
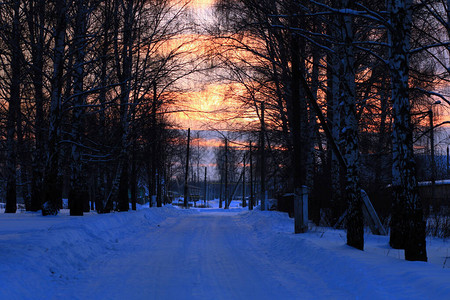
[188,0,216,8]
[169,82,259,130]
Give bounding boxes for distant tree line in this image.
[0,0,201,216]
[212,0,450,261]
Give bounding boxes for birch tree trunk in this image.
[327,6,344,225]
[447,0,450,54]
[338,0,364,250]
[388,0,427,261]
[17,95,30,211]
[308,39,321,224]
[105,0,135,212]
[5,0,21,213]
[69,0,89,216]
[375,88,389,189]
[116,0,135,212]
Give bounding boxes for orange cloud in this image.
[188,0,216,8]
[169,82,260,130]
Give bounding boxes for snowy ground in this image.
[0,201,449,299]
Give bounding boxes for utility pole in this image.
[430,109,436,210]
[260,102,266,211]
[447,145,449,177]
[219,166,223,208]
[197,132,200,185]
[242,152,246,207]
[249,141,254,210]
[204,166,207,207]
[430,110,435,184]
[225,138,229,209]
[184,128,190,208]
[150,80,158,206]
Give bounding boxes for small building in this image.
[417,180,450,214]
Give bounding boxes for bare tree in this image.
[68,0,93,216]
[4,0,22,213]
[23,0,49,212]
[41,0,68,215]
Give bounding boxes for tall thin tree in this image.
[388,0,427,261]
[5,0,22,213]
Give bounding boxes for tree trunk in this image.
[339,0,364,250]
[69,0,88,216]
[388,0,427,261]
[156,170,162,207]
[330,50,344,225]
[375,88,389,188]
[26,0,46,212]
[5,0,21,214]
[309,39,321,224]
[95,0,111,213]
[147,162,153,207]
[117,160,129,211]
[17,103,31,211]
[108,0,135,212]
[42,0,67,216]
[131,144,137,210]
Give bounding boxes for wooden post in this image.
[260,102,266,211]
[294,186,308,233]
[249,141,254,210]
[361,189,387,235]
[184,128,190,208]
[334,190,387,236]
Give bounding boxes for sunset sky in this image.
[167,0,267,132]
[169,0,450,158]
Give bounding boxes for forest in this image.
[1,0,450,264]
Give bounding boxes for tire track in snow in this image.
[54,212,340,299]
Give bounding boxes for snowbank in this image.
[237,209,450,299]
[0,205,183,299]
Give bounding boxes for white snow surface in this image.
[0,202,449,300]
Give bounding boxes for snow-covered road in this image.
[55,211,326,300]
[1,205,449,299]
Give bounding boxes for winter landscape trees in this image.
[0,0,449,265]
[212,0,450,261]
[0,0,198,215]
